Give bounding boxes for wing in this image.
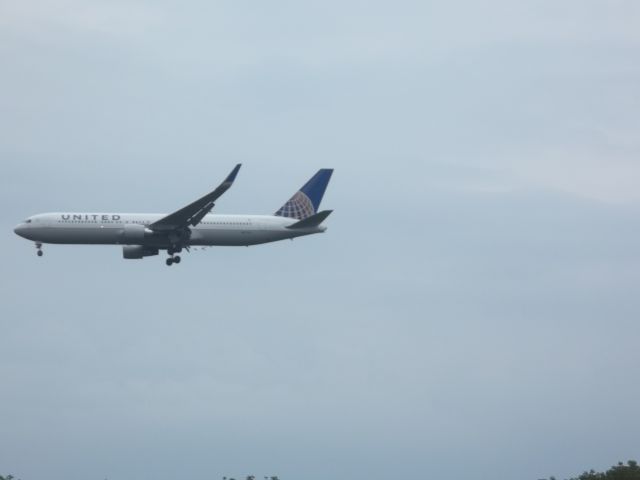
[150,164,241,232]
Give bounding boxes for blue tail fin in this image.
[275,169,334,219]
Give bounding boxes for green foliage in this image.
[576,460,640,480]
[547,460,640,480]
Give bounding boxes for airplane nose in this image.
[14,223,26,237]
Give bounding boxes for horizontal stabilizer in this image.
[286,210,333,229]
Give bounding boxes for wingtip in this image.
[226,163,242,183]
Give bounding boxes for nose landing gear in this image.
[36,243,43,257]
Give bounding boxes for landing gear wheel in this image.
[168,247,175,255]
[37,250,43,257]
[173,255,181,264]
[166,258,174,266]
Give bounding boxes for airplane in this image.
[13,165,334,266]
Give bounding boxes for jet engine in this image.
[120,224,153,242]
[122,245,159,259]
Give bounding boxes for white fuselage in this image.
[14,212,326,248]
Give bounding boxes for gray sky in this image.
[1,1,640,479]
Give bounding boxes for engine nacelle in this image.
[122,245,159,260]
[120,224,153,242]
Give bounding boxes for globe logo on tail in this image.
[275,191,315,219]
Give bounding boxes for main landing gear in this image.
[166,246,182,266]
[166,255,181,266]
[35,243,43,257]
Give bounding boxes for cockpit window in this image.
[26,219,32,223]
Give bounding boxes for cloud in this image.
[0,0,165,40]
[2,2,640,479]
